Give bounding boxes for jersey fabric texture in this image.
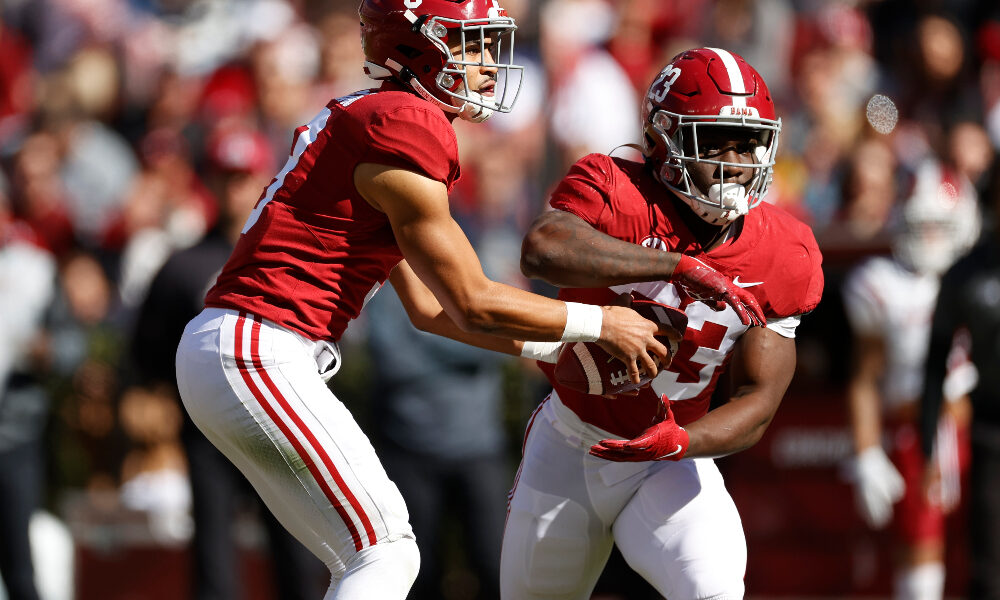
[205,81,460,343]
[538,153,823,439]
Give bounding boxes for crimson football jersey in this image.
[538,153,824,438]
[205,82,461,342]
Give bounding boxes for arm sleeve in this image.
[766,314,802,338]
[359,106,460,188]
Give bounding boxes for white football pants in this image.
[175,308,418,599]
[501,393,747,600]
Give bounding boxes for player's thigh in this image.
[500,417,613,600]
[614,458,746,600]
[177,311,412,572]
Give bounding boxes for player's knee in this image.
[667,573,744,600]
[345,536,420,590]
[382,536,420,587]
[629,552,744,600]
[328,536,420,599]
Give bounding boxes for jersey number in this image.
[667,320,728,384]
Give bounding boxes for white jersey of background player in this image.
[842,159,980,600]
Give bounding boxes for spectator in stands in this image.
[0,174,56,600]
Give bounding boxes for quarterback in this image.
[501,48,824,599]
[173,2,761,599]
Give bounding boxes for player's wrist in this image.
[672,254,700,276]
[520,340,563,363]
[561,302,603,342]
[665,425,690,461]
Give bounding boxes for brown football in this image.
[553,299,687,396]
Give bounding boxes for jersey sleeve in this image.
[549,154,614,226]
[762,216,824,318]
[359,105,460,189]
[841,259,886,336]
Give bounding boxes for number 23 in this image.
[649,67,681,103]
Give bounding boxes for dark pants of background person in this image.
[380,444,508,600]
[182,414,325,600]
[970,422,1000,600]
[0,440,42,600]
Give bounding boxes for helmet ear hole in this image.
[652,111,672,131]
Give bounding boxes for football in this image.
[553,299,688,396]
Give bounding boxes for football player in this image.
[174,3,759,599]
[500,47,824,599]
[843,160,979,600]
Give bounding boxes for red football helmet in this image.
[359,0,524,123]
[641,48,781,225]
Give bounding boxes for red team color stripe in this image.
[233,313,377,550]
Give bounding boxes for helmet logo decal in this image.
[404,0,422,8]
[649,67,681,103]
[719,106,759,117]
[488,0,503,18]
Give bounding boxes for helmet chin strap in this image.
[405,76,494,123]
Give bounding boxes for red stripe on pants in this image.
[233,313,377,550]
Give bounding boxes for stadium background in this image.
[0,0,997,597]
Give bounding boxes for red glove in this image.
[671,255,766,327]
[589,401,690,462]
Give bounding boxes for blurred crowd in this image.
[1,0,1000,599]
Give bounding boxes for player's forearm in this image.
[450,280,585,341]
[521,211,681,287]
[410,309,527,356]
[683,386,784,458]
[392,262,548,353]
[847,380,883,452]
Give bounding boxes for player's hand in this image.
[671,255,766,327]
[845,446,905,529]
[590,399,689,462]
[596,305,669,385]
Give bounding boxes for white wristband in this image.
[520,341,564,363]
[561,302,603,343]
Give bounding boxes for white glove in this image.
[845,446,905,529]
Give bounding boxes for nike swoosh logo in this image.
[733,276,763,288]
[654,445,684,460]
